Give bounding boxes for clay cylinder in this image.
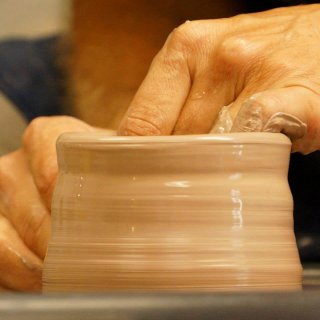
[43,132,302,292]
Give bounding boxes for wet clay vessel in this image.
[43,133,302,292]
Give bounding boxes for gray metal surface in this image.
[0,265,319,320]
[1,291,320,320]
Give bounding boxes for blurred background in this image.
[0,0,70,155]
[0,0,69,40]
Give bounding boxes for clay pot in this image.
[43,132,302,292]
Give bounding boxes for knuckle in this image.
[167,21,209,55]
[163,20,217,74]
[217,36,264,73]
[158,49,187,75]
[154,48,187,76]
[22,116,50,148]
[124,116,162,136]
[123,105,165,136]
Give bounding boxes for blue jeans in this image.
[0,36,64,121]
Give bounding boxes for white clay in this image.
[43,132,302,292]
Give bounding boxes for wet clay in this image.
[43,132,302,292]
[212,102,307,141]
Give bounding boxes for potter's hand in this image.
[0,116,93,291]
[118,4,320,154]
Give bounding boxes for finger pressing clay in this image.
[262,112,307,139]
[210,105,234,134]
[228,86,320,154]
[231,93,307,140]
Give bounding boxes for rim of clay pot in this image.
[58,132,291,146]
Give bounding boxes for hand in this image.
[118,4,320,154]
[0,116,93,291]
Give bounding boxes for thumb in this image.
[231,87,320,154]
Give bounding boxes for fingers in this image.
[0,116,94,291]
[118,49,191,135]
[0,116,93,262]
[118,19,264,136]
[0,214,42,291]
[172,76,233,134]
[231,86,320,154]
[118,20,226,136]
[0,150,50,259]
[22,116,93,209]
